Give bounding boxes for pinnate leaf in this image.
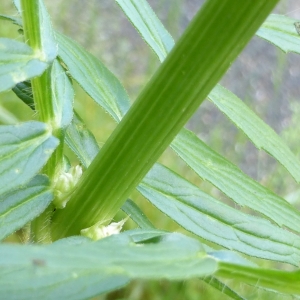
[1,231,300,297]
[202,277,246,300]
[209,85,300,183]
[171,128,300,233]
[0,38,47,93]
[51,59,73,129]
[0,232,216,299]
[57,33,130,122]
[139,163,300,265]
[0,121,59,195]
[116,0,174,62]
[65,111,100,168]
[257,14,300,54]
[122,199,155,229]
[12,80,35,110]
[0,175,53,241]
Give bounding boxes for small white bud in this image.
[53,165,82,209]
[81,216,130,241]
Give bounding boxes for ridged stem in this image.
[21,0,61,243]
[52,0,279,240]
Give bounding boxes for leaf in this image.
[56,33,130,122]
[0,232,217,299]
[12,59,74,130]
[125,228,168,243]
[115,0,175,62]
[0,175,53,241]
[13,0,21,14]
[256,14,300,54]
[51,236,92,246]
[122,199,155,229]
[202,276,246,300]
[0,38,48,93]
[0,121,59,195]
[0,14,22,26]
[12,80,35,110]
[139,163,300,265]
[65,111,100,168]
[22,0,57,63]
[171,128,300,233]
[216,261,300,295]
[209,85,300,183]
[51,59,73,129]
[1,231,299,297]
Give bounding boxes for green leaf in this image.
[0,38,48,93]
[116,0,174,62]
[0,14,22,26]
[256,14,300,54]
[65,111,100,168]
[13,0,21,14]
[209,85,300,183]
[122,199,155,229]
[12,80,35,110]
[1,230,299,296]
[53,0,280,239]
[0,232,216,299]
[125,228,168,243]
[56,33,130,122]
[21,0,57,63]
[0,175,53,241]
[171,128,300,233]
[51,235,92,246]
[202,276,246,300]
[216,261,300,295]
[51,59,73,129]
[0,121,59,195]
[139,163,300,265]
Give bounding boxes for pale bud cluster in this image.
[81,216,130,240]
[53,165,82,209]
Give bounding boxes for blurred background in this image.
[1,0,300,299]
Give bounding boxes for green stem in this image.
[52,0,279,240]
[21,0,61,243]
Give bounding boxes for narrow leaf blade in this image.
[0,14,22,26]
[0,38,47,93]
[0,175,53,241]
[256,14,300,53]
[216,261,300,295]
[12,80,35,110]
[202,277,246,300]
[56,33,130,122]
[21,0,57,62]
[122,199,155,229]
[51,59,74,129]
[139,163,300,265]
[209,84,300,183]
[65,111,100,168]
[0,121,59,195]
[0,232,216,299]
[171,128,300,233]
[116,0,175,62]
